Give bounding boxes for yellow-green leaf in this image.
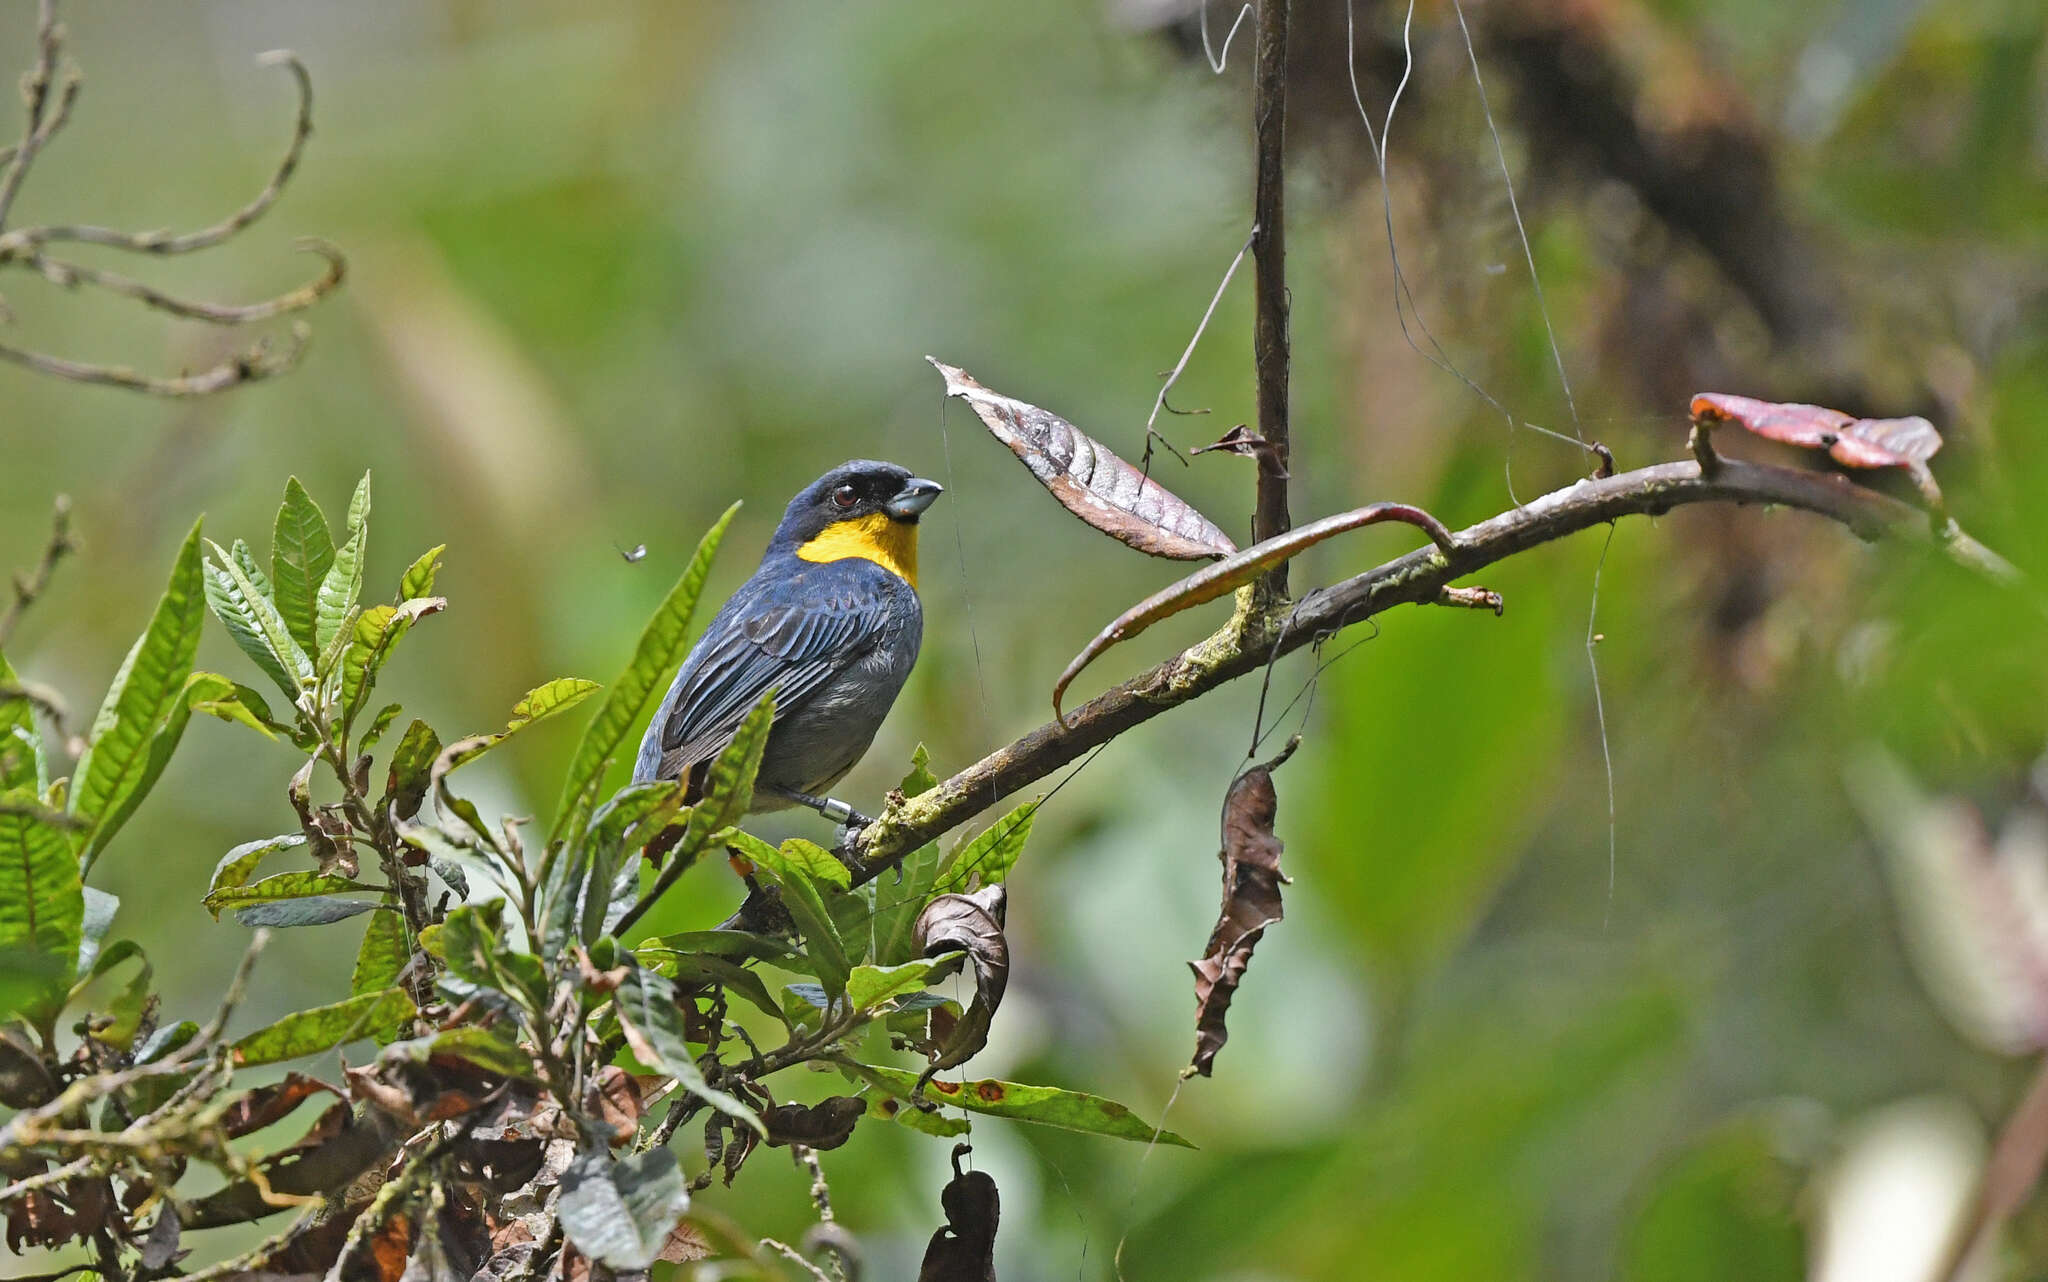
[232,988,414,1067]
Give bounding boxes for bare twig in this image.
[0,322,311,396]
[1249,0,1292,599]
[851,455,2018,885]
[0,0,64,233]
[0,494,73,647]
[13,238,344,324]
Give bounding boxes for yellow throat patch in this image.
[796,511,919,586]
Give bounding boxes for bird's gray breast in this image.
[758,582,922,797]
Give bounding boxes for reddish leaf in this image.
[1189,745,1294,1077]
[929,358,1237,560]
[590,1065,643,1146]
[1690,393,1943,471]
[218,1071,343,1139]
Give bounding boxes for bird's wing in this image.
[647,578,889,784]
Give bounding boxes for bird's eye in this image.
[830,485,859,510]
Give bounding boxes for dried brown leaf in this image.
[762,1096,866,1151]
[658,1220,714,1263]
[1690,392,1946,507]
[591,1065,644,1146]
[929,357,1237,560]
[914,886,1009,1072]
[218,1071,343,1138]
[1190,424,1287,474]
[1190,745,1294,1077]
[918,1144,999,1282]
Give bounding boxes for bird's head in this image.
[772,460,943,586]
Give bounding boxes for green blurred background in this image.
[5,1,2048,1277]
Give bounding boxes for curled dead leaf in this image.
[919,1144,1000,1282]
[1053,502,1457,724]
[914,886,1009,1075]
[762,1095,866,1151]
[218,1071,343,1139]
[1190,742,1295,1077]
[591,1065,644,1146]
[929,357,1237,560]
[1190,424,1287,474]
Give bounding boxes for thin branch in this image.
[1249,0,1292,598]
[0,0,64,233]
[14,238,344,324]
[0,321,311,396]
[850,456,2018,884]
[1,51,314,257]
[0,494,73,647]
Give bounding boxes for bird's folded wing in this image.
[653,590,886,782]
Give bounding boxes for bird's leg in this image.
[765,785,875,832]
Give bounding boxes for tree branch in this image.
[1250,0,1292,597]
[850,456,2016,884]
[0,494,72,647]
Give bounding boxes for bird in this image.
[632,460,942,829]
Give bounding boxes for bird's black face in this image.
[775,460,944,547]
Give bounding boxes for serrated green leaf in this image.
[350,908,408,999]
[208,833,307,899]
[436,678,601,777]
[205,541,313,696]
[344,472,371,538]
[71,520,205,835]
[559,1147,689,1271]
[936,800,1037,894]
[204,869,378,917]
[271,478,335,652]
[697,694,773,836]
[0,791,81,1028]
[359,703,402,752]
[551,503,739,845]
[399,545,444,602]
[778,838,853,891]
[841,1062,1194,1147]
[232,988,414,1067]
[0,651,42,794]
[315,525,365,654]
[614,967,764,1133]
[229,539,274,599]
[724,826,851,994]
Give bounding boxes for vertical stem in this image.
[1251,0,1293,602]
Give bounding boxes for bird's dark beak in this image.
[884,477,944,521]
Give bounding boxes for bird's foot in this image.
[770,786,875,842]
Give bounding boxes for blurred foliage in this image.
[4,0,2048,1277]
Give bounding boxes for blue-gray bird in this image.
[632,460,942,827]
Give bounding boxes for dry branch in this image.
[851,455,2017,884]
[1249,0,1293,595]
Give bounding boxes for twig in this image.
[794,1146,850,1282]
[851,455,2018,884]
[0,494,73,647]
[13,239,344,325]
[1144,225,1256,469]
[1249,0,1292,599]
[0,0,64,233]
[0,322,311,397]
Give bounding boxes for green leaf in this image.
[315,525,366,654]
[845,956,957,1012]
[204,540,313,697]
[76,886,117,975]
[841,1062,1194,1147]
[232,988,414,1067]
[724,828,851,996]
[229,539,274,599]
[776,838,852,891]
[399,545,445,602]
[271,477,335,653]
[870,1092,971,1138]
[900,742,938,796]
[341,598,445,726]
[73,938,151,1051]
[635,947,788,1024]
[436,678,601,776]
[208,833,307,899]
[697,694,774,835]
[382,720,440,820]
[81,672,243,871]
[636,930,799,966]
[344,471,372,538]
[384,1025,535,1079]
[359,703,403,752]
[204,870,378,919]
[433,903,548,1013]
[870,841,945,968]
[71,520,205,833]
[540,780,682,950]
[338,911,405,1016]
[0,789,82,1028]
[559,1147,689,1271]
[551,503,739,846]
[0,650,42,794]
[936,800,1037,893]
[614,966,764,1133]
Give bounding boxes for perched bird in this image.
[633,460,942,827]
